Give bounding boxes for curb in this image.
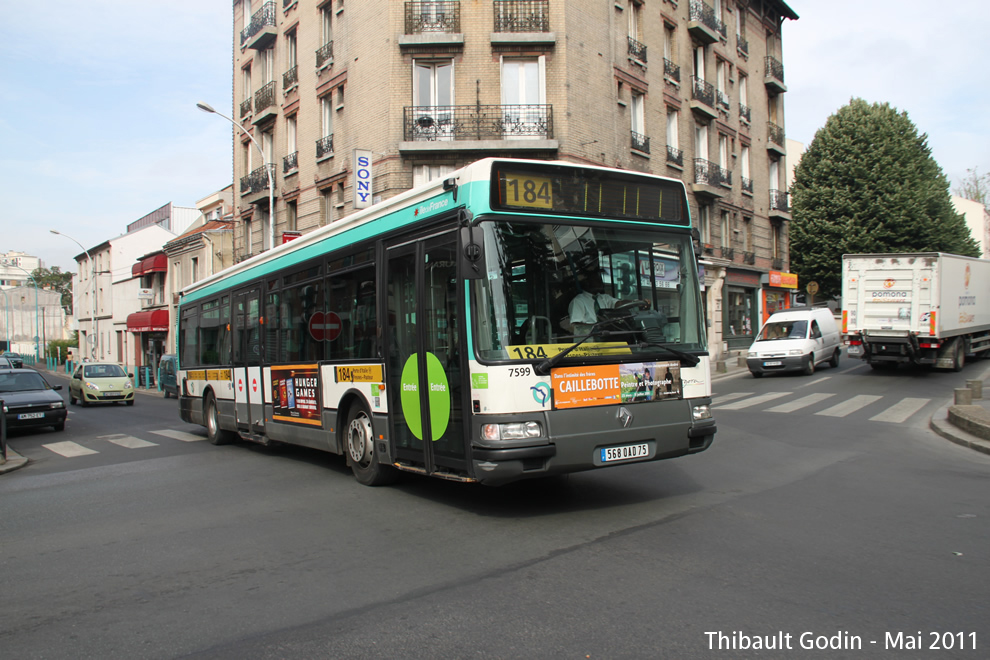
[0,447,28,474]
[930,402,990,457]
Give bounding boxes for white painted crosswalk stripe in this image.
[42,441,99,457]
[149,429,206,442]
[869,398,930,423]
[766,392,836,413]
[815,395,883,418]
[102,434,158,449]
[716,392,790,410]
[712,392,753,404]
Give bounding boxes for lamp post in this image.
[50,230,99,359]
[196,101,275,253]
[0,288,10,353]
[2,262,40,362]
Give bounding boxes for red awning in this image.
[127,309,170,333]
[131,254,168,277]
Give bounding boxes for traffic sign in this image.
[308,311,342,341]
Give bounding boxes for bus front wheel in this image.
[345,402,398,486]
[205,393,234,445]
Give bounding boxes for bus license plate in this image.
[763,361,782,367]
[600,443,649,463]
[19,412,45,420]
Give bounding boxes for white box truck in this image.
[841,253,990,371]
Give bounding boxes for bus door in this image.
[385,228,466,476]
[232,286,265,433]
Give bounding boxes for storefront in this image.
[760,270,799,324]
[723,269,761,350]
[126,309,169,386]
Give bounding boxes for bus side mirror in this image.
[459,226,485,280]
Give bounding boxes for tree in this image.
[790,98,980,301]
[31,266,74,310]
[953,167,990,212]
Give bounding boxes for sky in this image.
[3,1,988,274]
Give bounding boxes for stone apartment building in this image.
[229,0,798,358]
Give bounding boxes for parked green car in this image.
[69,362,135,406]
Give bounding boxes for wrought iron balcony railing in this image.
[254,81,276,114]
[631,131,650,154]
[692,76,715,109]
[689,0,722,35]
[240,98,253,119]
[721,246,734,260]
[739,103,751,124]
[770,189,790,213]
[241,164,275,195]
[664,58,680,83]
[493,0,550,32]
[765,56,785,84]
[767,121,785,146]
[316,41,334,69]
[283,65,298,91]
[694,158,730,188]
[627,36,647,62]
[772,257,784,270]
[741,177,753,194]
[717,90,730,111]
[405,1,461,34]
[240,2,276,46]
[666,145,684,167]
[743,251,755,265]
[404,104,553,141]
[316,134,334,159]
[283,151,298,174]
[737,35,749,56]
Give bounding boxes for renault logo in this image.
[617,407,633,428]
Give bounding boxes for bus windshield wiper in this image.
[533,318,626,375]
[633,341,701,367]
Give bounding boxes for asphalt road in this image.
[1,359,988,659]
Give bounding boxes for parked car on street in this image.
[0,368,67,432]
[0,356,14,370]
[3,352,24,368]
[69,362,135,406]
[158,354,178,399]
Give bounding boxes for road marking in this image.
[712,392,753,404]
[716,392,789,410]
[766,392,836,413]
[103,434,158,449]
[150,429,206,442]
[42,441,99,457]
[798,376,831,389]
[815,395,882,418]
[869,397,931,423]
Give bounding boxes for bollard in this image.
[954,388,973,406]
[965,380,983,400]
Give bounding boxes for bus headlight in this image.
[481,421,543,441]
[692,404,712,421]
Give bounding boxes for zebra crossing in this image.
[713,389,932,424]
[40,429,206,458]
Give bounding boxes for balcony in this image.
[316,41,334,70]
[772,257,784,271]
[737,35,749,58]
[402,1,464,47]
[627,36,647,63]
[316,134,334,160]
[739,103,751,126]
[401,104,556,151]
[691,158,728,198]
[741,177,754,196]
[743,251,756,265]
[666,145,684,169]
[631,131,650,154]
[765,56,787,94]
[240,2,277,50]
[283,151,298,175]
[283,66,298,92]
[664,58,680,84]
[240,164,275,202]
[687,0,720,45]
[690,76,717,119]
[720,246,734,261]
[239,98,253,120]
[716,89,731,114]
[769,189,791,220]
[494,0,550,32]
[253,81,277,124]
[767,121,786,156]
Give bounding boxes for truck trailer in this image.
[841,253,990,371]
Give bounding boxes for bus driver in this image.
[567,268,650,337]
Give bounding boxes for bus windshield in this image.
[472,219,707,362]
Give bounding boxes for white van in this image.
[746,307,842,377]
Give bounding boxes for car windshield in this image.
[0,372,49,392]
[758,320,808,341]
[84,364,127,378]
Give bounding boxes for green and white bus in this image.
[177,158,716,485]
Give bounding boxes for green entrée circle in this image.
[399,352,450,441]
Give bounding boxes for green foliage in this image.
[31,266,74,309]
[47,339,78,363]
[790,98,980,300]
[953,167,990,212]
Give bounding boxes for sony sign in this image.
[353,149,373,209]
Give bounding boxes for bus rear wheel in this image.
[345,402,398,486]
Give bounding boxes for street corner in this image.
[0,447,29,474]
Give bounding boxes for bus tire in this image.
[205,393,234,445]
[345,401,398,487]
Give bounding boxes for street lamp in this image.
[2,262,40,363]
[0,288,10,353]
[196,101,275,253]
[50,230,99,359]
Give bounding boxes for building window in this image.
[698,204,711,246]
[413,164,454,186]
[286,200,297,232]
[695,121,709,160]
[336,84,345,109]
[321,188,334,225]
[720,210,730,248]
[631,92,646,151]
[718,133,729,171]
[191,257,200,283]
[772,221,782,259]
[286,115,297,157]
[743,216,753,252]
[286,29,297,69]
[322,4,333,44]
